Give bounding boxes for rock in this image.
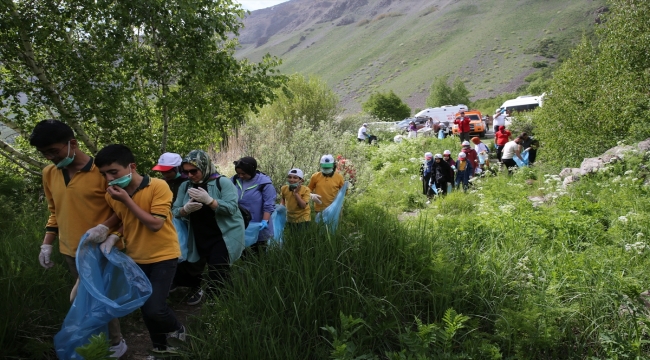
[528,196,546,207]
[559,168,581,179]
[638,138,650,152]
[579,157,605,176]
[563,175,579,188]
[603,144,635,158]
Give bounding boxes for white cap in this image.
[320,154,335,168]
[424,152,433,159]
[287,168,304,179]
[458,152,467,159]
[443,150,451,155]
[434,153,443,159]
[462,140,471,146]
[363,123,368,127]
[152,152,182,171]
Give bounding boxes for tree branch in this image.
[0,148,42,177]
[8,2,98,153]
[0,138,46,169]
[0,113,30,139]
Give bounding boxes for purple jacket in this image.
[231,172,276,240]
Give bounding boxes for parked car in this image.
[394,116,429,133]
[452,110,487,138]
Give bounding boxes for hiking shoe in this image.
[187,290,203,305]
[108,339,127,358]
[167,325,186,342]
[169,283,178,293]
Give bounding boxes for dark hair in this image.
[520,132,528,138]
[29,119,74,148]
[233,156,258,177]
[95,144,135,168]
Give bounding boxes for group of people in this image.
[32,120,346,358]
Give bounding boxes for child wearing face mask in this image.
[308,154,345,212]
[280,168,311,231]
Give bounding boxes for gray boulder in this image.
[559,168,581,179]
[638,138,650,152]
[579,157,605,176]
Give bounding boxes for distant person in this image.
[408,121,417,139]
[152,152,187,203]
[442,150,456,181]
[501,137,524,173]
[493,109,507,133]
[280,168,311,231]
[420,152,434,200]
[454,111,471,142]
[494,125,511,162]
[29,120,126,358]
[519,132,538,165]
[430,154,453,197]
[357,123,369,143]
[471,137,490,170]
[455,152,473,191]
[461,140,479,174]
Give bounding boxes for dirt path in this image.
[120,288,201,359]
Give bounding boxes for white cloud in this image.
[237,0,290,11]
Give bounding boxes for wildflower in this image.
[612,176,621,183]
[477,193,485,198]
[410,175,417,180]
[618,216,628,223]
[399,168,408,174]
[569,210,578,214]
[637,233,644,239]
[538,187,545,191]
[624,170,634,175]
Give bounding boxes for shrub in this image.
[362,91,411,122]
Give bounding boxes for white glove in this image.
[188,187,213,205]
[86,224,109,243]
[100,234,120,255]
[183,201,203,214]
[39,244,55,269]
[310,193,322,204]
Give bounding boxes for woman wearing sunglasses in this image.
[172,150,245,302]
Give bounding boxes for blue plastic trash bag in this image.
[447,182,453,194]
[315,181,349,233]
[172,217,199,263]
[245,222,263,247]
[478,153,486,165]
[430,184,438,194]
[54,235,152,359]
[269,205,287,246]
[438,130,445,139]
[513,150,530,167]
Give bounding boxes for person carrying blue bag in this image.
[54,235,152,359]
[28,120,127,357]
[94,144,186,357]
[172,150,245,305]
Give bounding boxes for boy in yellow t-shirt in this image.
[308,154,345,212]
[280,168,311,231]
[94,144,184,354]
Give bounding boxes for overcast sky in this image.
[238,0,290,11]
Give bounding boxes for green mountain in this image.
[236,0,607,113]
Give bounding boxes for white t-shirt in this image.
[475,142,489,154]
[357,126,367,140]
[494,114,506,127]
[501,141,519,160]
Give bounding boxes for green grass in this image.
[236,0,605,110]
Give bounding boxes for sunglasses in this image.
[181,169,200,175]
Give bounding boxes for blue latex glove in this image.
[260,220,268,230]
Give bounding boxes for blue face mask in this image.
[287,182,299,190]
[55,141,76,169]
[108,168,133,188]
[321,167,334,175]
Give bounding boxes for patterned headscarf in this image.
[182,150,217,184]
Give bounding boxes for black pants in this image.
[495,145,503,162]
[138,259,183,350]
[198,238,230,297]
[459,132,469,142]
[528,149,537,164]
[502,158,518,174]
[173,258,207,289]
[433,180,448,196]
[422,174,432,196]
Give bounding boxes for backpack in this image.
[215,175,268,229]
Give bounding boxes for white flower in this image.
[477,193,485,198]
[399,168,408,174]
[538,187,545,191]
[637,232,644,239]
[612,176,621,183]
[618,216,628,223]
[410,175,417,180]
[409,157,418,163]
[624,170,634,175]
[569,210,578,214]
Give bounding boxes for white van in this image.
[497,94,544,127]
[415,105,469,123]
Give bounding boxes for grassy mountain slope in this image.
[236,0,606,112]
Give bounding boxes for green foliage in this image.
[0,0,285,172]
[362,91,411,121]
[533,0,650,167]
[256,74,340,129]
[74,333,112,360]
[426,76,471,108]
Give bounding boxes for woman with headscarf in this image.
[232,156,276,254]
[172,150,245,304]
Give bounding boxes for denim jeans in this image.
[138,259,183,349]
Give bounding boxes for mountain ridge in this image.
[236,0,606,113]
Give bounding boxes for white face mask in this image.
[321,167,334,175]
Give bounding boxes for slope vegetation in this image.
[236,0,606,112]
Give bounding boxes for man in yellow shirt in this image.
[94,144,184,355]
[308,154,345,212]
[29,120,126,357]
[280,168,311,231]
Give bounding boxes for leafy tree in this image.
[426,76,470,108]
[0,0,285,173]
[362,90,410,121]
[256,74,340,129]
[533,0,650,167]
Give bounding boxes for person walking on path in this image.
[420,152,434,199]
[461,140,479,174]
[494,126,512,162]
[493,109,507,133]
[308,154,345,212]
[454,111,471,143]
[455,152,474,191]
[430,154,453,197]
